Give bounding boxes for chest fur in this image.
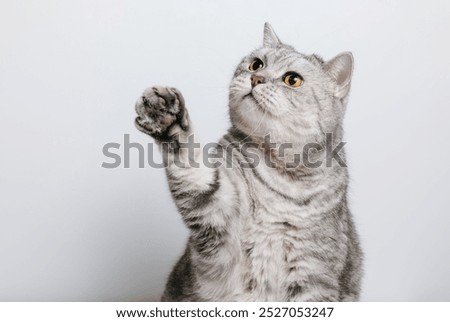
[235,169,343,300]
[238,191,306,300]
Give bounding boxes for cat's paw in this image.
[135,86,189,140]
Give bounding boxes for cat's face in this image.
[229,23,353,145]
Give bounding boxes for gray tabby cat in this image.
[135,23,362,301]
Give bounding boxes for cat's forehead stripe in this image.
[248,48,309,70]
[275,52,307,66]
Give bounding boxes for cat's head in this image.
[229,23,353,145]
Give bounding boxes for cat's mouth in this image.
[244,92,258,103]
[243,92,265,111]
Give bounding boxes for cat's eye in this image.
[249,58,264,72]
[283,72,303,87]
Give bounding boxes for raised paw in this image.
[135,86,189,140]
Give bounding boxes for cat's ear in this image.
[263,22,281,47]
[324,52,354,98]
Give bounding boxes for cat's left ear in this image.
[324,52,354,98]
[263,22,281,47]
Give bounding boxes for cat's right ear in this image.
[263,22,281,47]
[324,52,354,98]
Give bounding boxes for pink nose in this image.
[251,75,265,87]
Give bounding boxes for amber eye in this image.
[249,58,264,71]
[283,72,303,87]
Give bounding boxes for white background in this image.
[1,0,449,301]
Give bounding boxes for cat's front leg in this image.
[135,86,221,216]
[135,87,239,269]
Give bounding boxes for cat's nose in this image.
[250,75,266,87]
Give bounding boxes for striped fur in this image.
[135,23,362,301]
